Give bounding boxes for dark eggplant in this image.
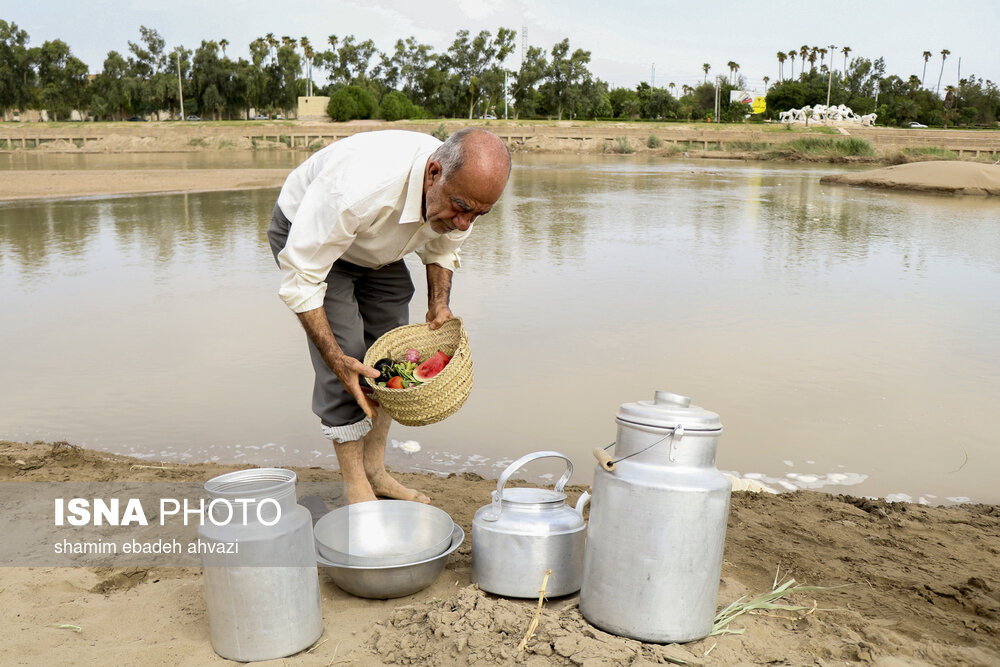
[373,358,395,383]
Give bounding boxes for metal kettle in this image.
[472,451,590,598]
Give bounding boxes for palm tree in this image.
[788,50,796,79]
[300,36,314,96]
[818,48,828,71]
[799,46,810,74]
[763,75,770,91]
[702,63,710,83]
[936,49,950,95]
[727,61,739,85]
[807,47,817,73]
[777,51,786,81]
[265,33,278,62]
[682,84,693,96]
[841,46,851,74]
[668,82,676,95]
[921,50,932,87]
[219,39,229,59]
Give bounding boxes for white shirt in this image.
[275,130,472,313]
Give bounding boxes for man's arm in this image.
[296,307,379,419]
[425,263,454,330]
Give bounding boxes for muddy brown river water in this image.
[1,153,998,503]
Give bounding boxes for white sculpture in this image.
[779,104,874,126]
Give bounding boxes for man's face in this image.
[422,160,507,235]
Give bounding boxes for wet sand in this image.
[821,160,1000,195]
[0,168,290,201]
[2,440,998,665]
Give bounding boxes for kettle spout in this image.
[575,491,591,515]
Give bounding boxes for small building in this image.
[298,96,330,121]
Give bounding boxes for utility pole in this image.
[176,49,185,120]
[714,78,720,123]
[504,70,508,120]
[651,62,655,87]
[826,66,834,107]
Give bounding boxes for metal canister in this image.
[198,468,323,661]
[580,391,731,643]
[472,451,590,598]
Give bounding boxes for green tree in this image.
[446,28,516,119]
[327,86,359,121]
[319,35,379,87]
[608,87,640,118]
[35,39,88,120]
[0,21,35,116]
[510,45,546,120]
[91,50,131,120]
[540,38,592,120]
[921,50,931,87]
[378,90,419,120]
[201,83,224,120]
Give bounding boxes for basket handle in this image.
[483,451,573,521]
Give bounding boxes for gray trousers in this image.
[268,204,414,433]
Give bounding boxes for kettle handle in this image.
[486,451,573,521]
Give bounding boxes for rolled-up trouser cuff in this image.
[321,417,372,444]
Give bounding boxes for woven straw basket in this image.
[363,318,473,426]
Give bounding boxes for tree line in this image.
[766,45,999,128]
[1,19,997,128]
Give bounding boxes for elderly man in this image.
[268,128,511,504]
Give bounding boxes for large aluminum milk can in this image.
[580,391,731,643]
[198,468,323,662]
[473,451,590,598]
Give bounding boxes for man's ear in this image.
[425,160,442,186]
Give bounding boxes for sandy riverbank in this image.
[821,160,1000,195]
[2,440,998,666]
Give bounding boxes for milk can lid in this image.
[616,390,722,431]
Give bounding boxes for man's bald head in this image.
[431,128,512,189]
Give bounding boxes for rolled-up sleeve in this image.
[277,180,362,313]
[415,226,474,272]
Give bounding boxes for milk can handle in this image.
[486,451,573,521]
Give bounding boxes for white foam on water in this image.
[885,493,913,503]
[947,496,971,503]
[783,460,794,467]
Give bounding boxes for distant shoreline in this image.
[3,119,1000,201]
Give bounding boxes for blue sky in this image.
[6,0,998,93]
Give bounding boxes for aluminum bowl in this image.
[313,500,454,567]
[318,524,464,599]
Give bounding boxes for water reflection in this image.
[1,155,999,504]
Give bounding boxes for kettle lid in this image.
[500,487,566,506]
[616,390,722,431]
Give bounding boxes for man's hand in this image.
[329,355,381,419]
[296,307,380,419]
[426,303,454,330]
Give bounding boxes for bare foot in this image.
[345,479,378,505]
[367,469,430,503]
